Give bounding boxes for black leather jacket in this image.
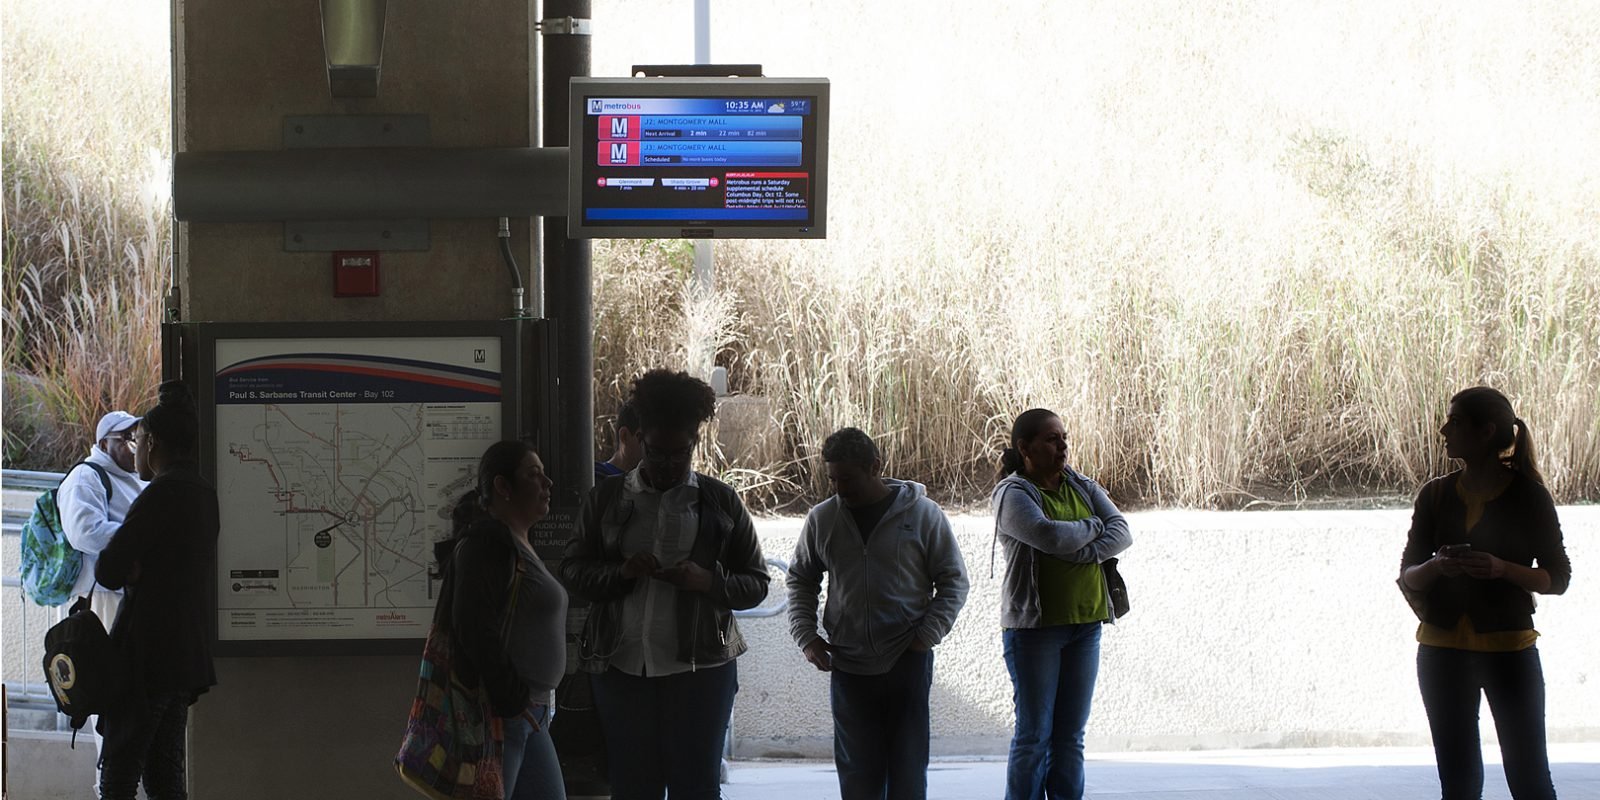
[433,520,528,717]
[560,472,769,673]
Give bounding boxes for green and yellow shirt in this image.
[1033,478,1109,625]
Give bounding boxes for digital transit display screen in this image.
[568,78,829,239]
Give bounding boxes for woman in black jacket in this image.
[438,440,568,800]
[561,369,769,800]
[1399,386,1571,800]
[95,381,219,800]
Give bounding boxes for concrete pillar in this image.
[176,2,535,797]
[178,0,536,323]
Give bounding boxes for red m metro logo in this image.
[599,141,638,166]
[599,115,641,140]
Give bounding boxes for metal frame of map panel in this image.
[193,320,530,657]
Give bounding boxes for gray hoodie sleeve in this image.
[1058,477,1133,564]
[786,509,826,648]
[915,504,968,648]
[993,481,1106,557]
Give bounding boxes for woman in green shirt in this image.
[992,408,1132,800]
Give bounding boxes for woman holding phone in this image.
[562,369,770,800]
[1399,386,1571,800]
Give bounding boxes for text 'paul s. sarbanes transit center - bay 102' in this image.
[211,337,503,642]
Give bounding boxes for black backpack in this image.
[42,594,120,745]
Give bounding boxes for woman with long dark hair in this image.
[561,369,770,800]
[438,440,568,800]
[94,381,218,800]
[992,408,1132,800]
[1399,386,1571,800]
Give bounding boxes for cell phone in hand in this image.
[1437,543,1472,558]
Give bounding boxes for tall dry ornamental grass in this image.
[6,0,1599,508]
[3,0,171,464]
[590,1,1600,508]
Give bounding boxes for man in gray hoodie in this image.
[787,427,969,800]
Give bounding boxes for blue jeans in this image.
[590,661,739,800]
[504,704,566,800]
[1003,623,1102,800]
[1418,644,1557,800]
[830,648,934,800]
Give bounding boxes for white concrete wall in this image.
[4,732,99,800]
[732,506,1600,758]
[5,506,1596,798]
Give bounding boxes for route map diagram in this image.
[212,337,502,641]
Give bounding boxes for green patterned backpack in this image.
[18,462,111,607]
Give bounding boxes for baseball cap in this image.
[95,411,142,442]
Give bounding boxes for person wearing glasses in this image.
[561,369,770,800]
[59,410,149,621]
[55,410,149,792]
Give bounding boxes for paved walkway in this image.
[723,743,1600,799]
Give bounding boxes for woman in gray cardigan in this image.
[992,408,1131,800]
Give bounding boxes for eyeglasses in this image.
[642,439,696,462]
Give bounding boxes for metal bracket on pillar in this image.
[284,114,427,148]
[538,16,593,35]
[281,114,431,252]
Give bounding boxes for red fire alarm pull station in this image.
[333,251,380,297]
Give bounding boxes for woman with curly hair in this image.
[561,369,770,800]
[1399,386,1571,800]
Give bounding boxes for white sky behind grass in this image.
[593,1,1600,275]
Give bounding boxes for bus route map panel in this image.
[211,336,502,642]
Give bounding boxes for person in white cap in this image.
[59,410,150,622]
[57,409,150,792]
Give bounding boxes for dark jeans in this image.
[98,691,191,800]
[1418,644,1557,800]
[830,649,934,800]
[1003,623,1102,800]
[590,661,739,800]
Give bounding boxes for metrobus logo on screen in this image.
[590,99,643,114]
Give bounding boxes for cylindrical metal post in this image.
[543,0,593,504]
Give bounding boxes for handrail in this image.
[2,577,72,713]
[3,471,788,716]
[3,468,67,492]
[733,557,789,619]
[2,468,71,716]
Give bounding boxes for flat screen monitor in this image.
[568,77,829,239]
